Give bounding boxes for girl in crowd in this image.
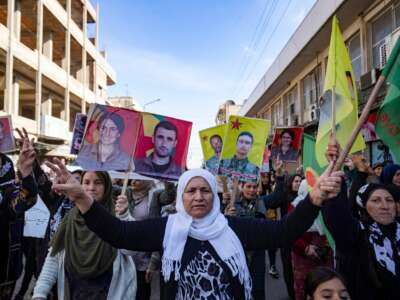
[304,267,350,300]
[47,159,343,300]
[33,171,136,300]
[290,180,333,300]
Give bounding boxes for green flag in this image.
[376,37,400,162]
[302,134,336,250]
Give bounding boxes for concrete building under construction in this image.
[0,0,116,149]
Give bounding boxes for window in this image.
[283,86,298,126]
[272,100,282,127]
[371,3,400,69]
[347,33,362,82]
[302,65,322,110]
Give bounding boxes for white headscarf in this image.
[162,169,252,299]
[292,180,323,235]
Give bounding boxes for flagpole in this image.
[121,157,135,196]
[333,75,386,172]
[330,85,337,161]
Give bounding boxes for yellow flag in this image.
[199,124,227,175]
[316,15,365,166]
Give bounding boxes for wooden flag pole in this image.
[230,177,240,207]
[333,75,386,172]
[121,157,134,196]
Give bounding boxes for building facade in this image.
[108,96,143,111]
[215,100,242,125]
[0,0,116,149]
[240,0,399,164]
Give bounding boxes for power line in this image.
[232,0,279,98]
[234,0,294,100]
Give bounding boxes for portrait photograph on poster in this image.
[76,104,142,171]
[134,112,192,181]
[218,116,270,182]
[199,124,227,175]
[0,116,16,153]
[270,127,304,163]
[70,113,87,155]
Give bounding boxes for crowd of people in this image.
[0,128,399,300]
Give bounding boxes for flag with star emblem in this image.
[199,124,227,175]
[218,115,270,181]
[134,112,192,181]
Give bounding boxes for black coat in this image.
[83,195,320,299]
[322,185,400,300]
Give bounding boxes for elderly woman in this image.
[322,181,400,299]
[77,112,131,171]
[49,161,343,299]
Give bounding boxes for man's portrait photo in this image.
[76,104,141,171]
[134,113,192,181]
[0,116,15,153]
[199,124,227,175]
[218,116,270,181]
[270,127,303,163]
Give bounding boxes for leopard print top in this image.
[176,248,233,300]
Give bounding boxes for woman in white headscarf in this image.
[48,160,343,300]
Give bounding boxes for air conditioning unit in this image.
[360,68,378,91]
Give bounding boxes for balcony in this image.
[40,114,68,140]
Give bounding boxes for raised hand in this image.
[46,158,93,213]
[325,135,341,163]
[309,161,344,206]
[115,194,129,216]
[16,128,36,178]
[274,155,285,177]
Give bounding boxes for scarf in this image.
[361,222,400,275]
[162,169,252,299]
[51,171,117,280]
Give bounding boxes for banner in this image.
[0,116,16,153]
[199,124,227,175]
[70,113,87,155]
[76,104,142,171]
[218,116,270,181]
[134,112,192,181]
[23,196,50,238]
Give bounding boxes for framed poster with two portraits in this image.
[76,104,141,171]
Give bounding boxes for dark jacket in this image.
[0,154,38,285]
[83,195,320,299]
[322,184,400,300]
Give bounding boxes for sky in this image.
[95,0,316,168]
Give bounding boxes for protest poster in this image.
[70,113,87,155]
[134,112,192,181]
[76,104,142,171]
[270,127,304,163]
[218,116,270,182]
[23,196,50,238]
[0,116,16,153]
[199,124,227,175]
